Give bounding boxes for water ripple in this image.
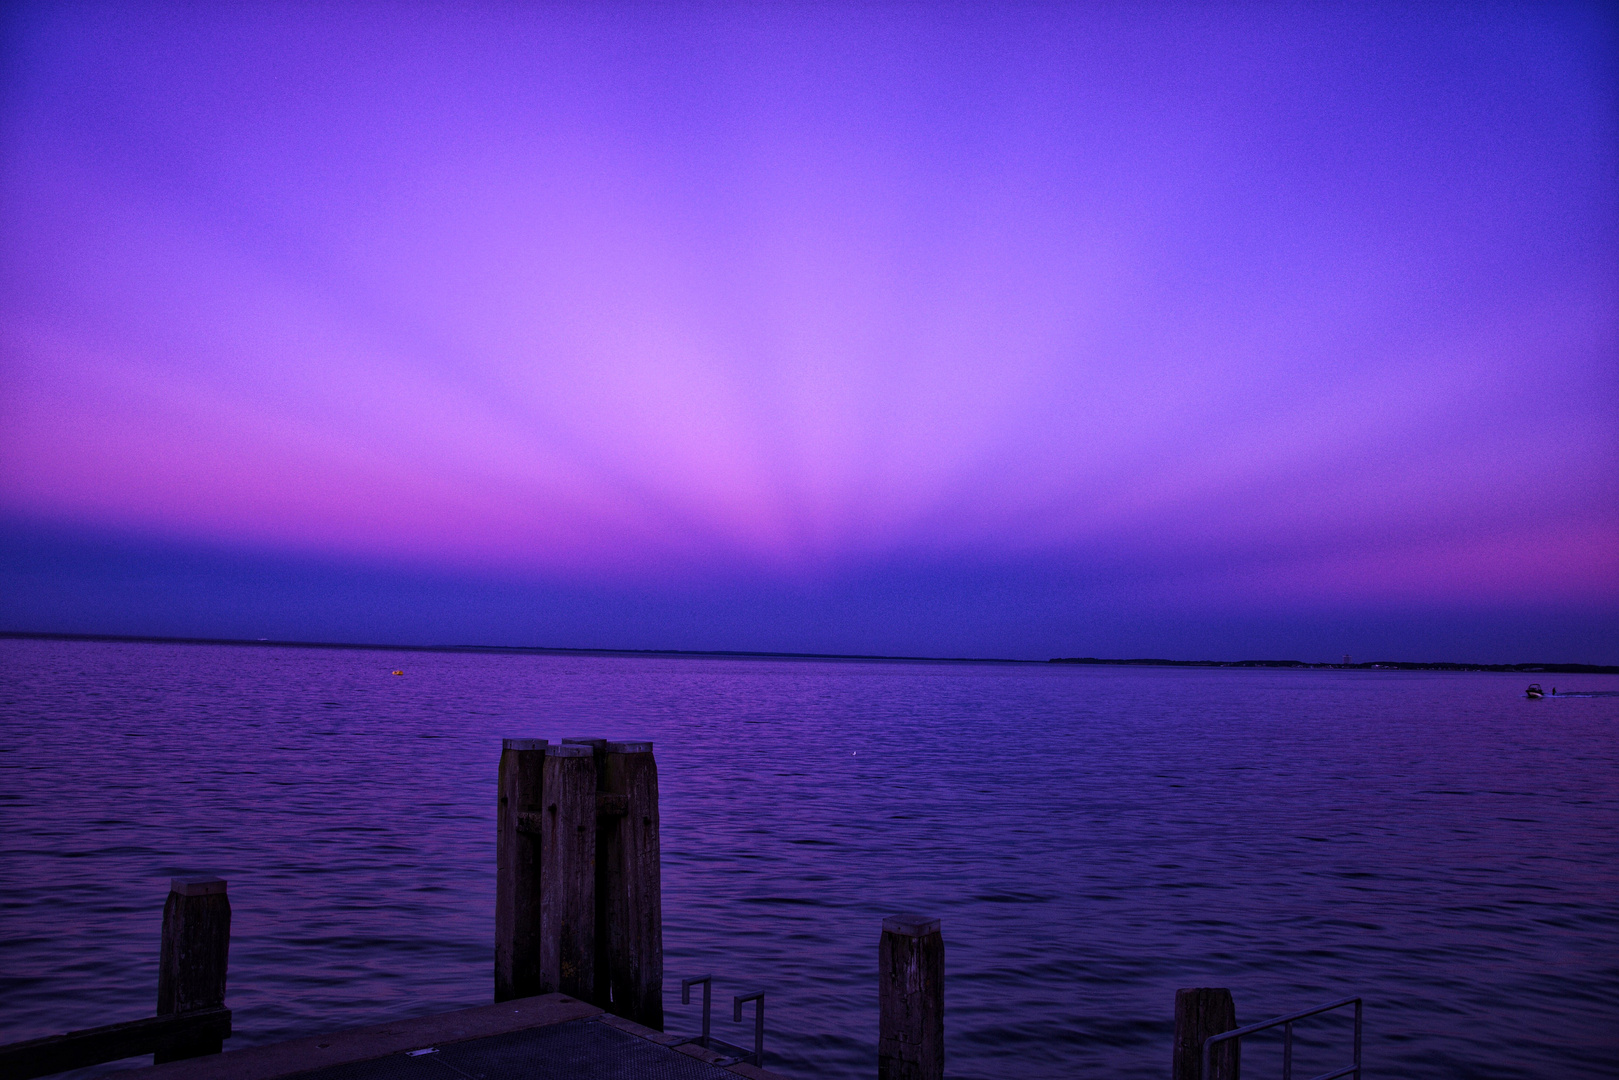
[1,640,1616,1079]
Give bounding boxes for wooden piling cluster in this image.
[494,737,663,1031]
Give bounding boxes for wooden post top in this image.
[170,878,227,897]
[502,739,547,751]
[606,741,653,754]
[882,914,940,936]
[562,737,606,746]
[547,744,593,758]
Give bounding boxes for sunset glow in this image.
[2,2,1614,658]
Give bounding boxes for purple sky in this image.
[2,3,1615,660]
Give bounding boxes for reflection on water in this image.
[1,639,1616,1079]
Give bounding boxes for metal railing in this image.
[676,974,766,1067]
[1203,996,1361,1080]
[733,990,765,1067]
[680,975,714,1048]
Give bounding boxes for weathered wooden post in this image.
[541,742,597,1001]
[878,915,943,1080]
[155,878,230,1063]
[1173,987,1239,1080]
[496,738,547,1002]
[561,736,610,783]
[603,740,662,1029]
[563,736,611,1005]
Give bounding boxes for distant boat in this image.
[1526,683,1544,699]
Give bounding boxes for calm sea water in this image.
[1,638,1616,1079]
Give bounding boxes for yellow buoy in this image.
[391,670,404,676]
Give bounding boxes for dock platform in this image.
[121,995,791,1080]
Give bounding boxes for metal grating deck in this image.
[286,1020,738,1080]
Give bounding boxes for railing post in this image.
[1174,987,1239,1080]
[603,740,663,1029]
[878,915,943,1080]
[541,743,597,1001]
[155,878,229,1063]
[495,738,547,1001]
[1353,998,1362,1079]
[733,991,765,1067]
[680,975,713,1047]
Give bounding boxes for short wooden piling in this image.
[878,914,943,1080]
[155,877,230,1063]
[496,738,547,1002]
[541,743,597,1001]
[602,740,662,1029]
[1173,987,1239,1080]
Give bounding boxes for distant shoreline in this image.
[1047,656,1618,675]
[2,630,1614,674]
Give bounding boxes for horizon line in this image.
[2,630,1614,674]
